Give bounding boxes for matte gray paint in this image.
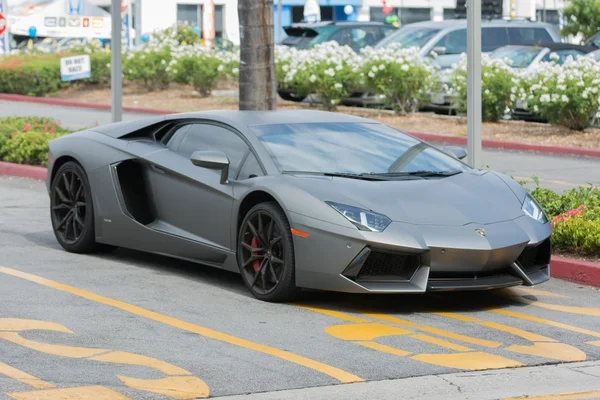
[47,110,552,294]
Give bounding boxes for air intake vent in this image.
[517,238,551,273]
[356,250,420,282]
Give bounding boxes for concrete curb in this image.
[551,256,600,288]
[2,160,599,288]
[2,93,600,158]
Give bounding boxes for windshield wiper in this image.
[368,169,463,177]
[282,171,386,181]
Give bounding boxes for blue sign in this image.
[67,0,82,15]
[120,0,131,50]
[28,26,37,38]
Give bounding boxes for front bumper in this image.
[290,212,552,293]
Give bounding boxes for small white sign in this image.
[60,55,91,81]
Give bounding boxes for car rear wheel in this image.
[237,202,299,302]
[278,90,306,102]
[50,161,115,253]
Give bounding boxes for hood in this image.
[284,170,524,226]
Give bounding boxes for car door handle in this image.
[149,164,166,174]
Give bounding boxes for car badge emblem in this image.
[475,228,487,237]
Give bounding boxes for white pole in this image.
[111,0,122,123]
[135,0,141,46]
[1,0,8,55]
[277,0,282,41]
[467,0,482,168]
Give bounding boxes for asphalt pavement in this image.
[1,100,599,192]
[1,176,600,399]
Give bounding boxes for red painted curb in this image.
[1,93,600,157]
[551,256,600,288]
[0,161,47,181]
[408,131,600,158]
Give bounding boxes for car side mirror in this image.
[444,146,467,160]
[432,46,447,56]
[190,150,230,184]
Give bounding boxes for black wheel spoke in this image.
[74,213,85,228]
[258,213,264,242]
[271,256,284,265]
[64,212,74,239]
[74,183,83,201]
[242,254,263,268]
[267,219,274,242]
[62,174,71,198]
[56,210,73,230]
[261,269,267,290]
[76,201,86,208]
[247,221,260,245]
[251,258,268,287]
[55,187,69,203]
[270,236,281,247]
[241,242,263,253]
[268,262,279,285]
[72,214,78,238]
[69,174,77,198]
[52,203,70,211]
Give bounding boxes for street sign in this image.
[60,55,91,81]
[120,0,131,50]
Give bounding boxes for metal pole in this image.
[277,0,282,41]
[111,0,122,123]
[543,0,547,22]
[135,0,141,46]
[466,0,482,168]
[1,0,9,55]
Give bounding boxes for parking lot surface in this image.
[1,175,600,399]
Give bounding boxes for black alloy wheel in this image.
[238,202,299,302]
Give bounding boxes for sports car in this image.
[47,110,552,302]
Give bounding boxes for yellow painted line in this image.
[510,287,570,298]
[0,332,108,358]
[90,351,191,376]
[513,176,590,188]
[0,266,363,384]
[409,334,472,352]
[433,312,477,323]
[365,313,502,348]
[491,309,600,338]
[297,305,371,323]
[587,340,600,348]
[512,298,600,317]
[412,351,524,371]
[116,376,209,400]
[354,341,412,357]
[0,361,55,390]
[325,323,412,341]
[0,319,74,333]
[477,321,555,343]
[7,386,131,400]
[503,390,600,399]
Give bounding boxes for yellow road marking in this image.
[0,332,109,358]
[7,386,131,399]
[366,313,502,348]
[325,323,412,341]
[435,312,586,362]
[0,361,55,389]
[587,340,600,348]
[297,305,371,323]
[511,297,600,317]
[0,266,363,384]
[503,390,600,399]
[354,341,412,357]
[412,352,524,370]
[491,309,600,339]
[510,288,570,298]
[116,376,210,400]
[91,351,190,375]
[409,334,472,352]
[0,319,74,333]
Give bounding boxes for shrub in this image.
[0,55,67,96]
[171,45,225,96]
[87,52,111,86]
[449,54,517,122]
[519,55,600,131]
[0,117,71,166]
[361,45,438,115]
[276,42,361,109]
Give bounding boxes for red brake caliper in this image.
[250,237,261,272]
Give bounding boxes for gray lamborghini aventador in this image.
[46,110,552,302]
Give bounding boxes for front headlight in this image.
[326,201,392,232]
[522,194,548,224]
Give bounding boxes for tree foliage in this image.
[561,0,600,41]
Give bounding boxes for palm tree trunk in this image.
[238,0,277,110]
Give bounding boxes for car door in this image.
[430,28,466,69]
[142,122,250,253]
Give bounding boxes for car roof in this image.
[170,110,374,127]
[498,42,597,53]
[406,18,557,30]
[289,21,389,28]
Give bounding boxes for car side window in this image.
[541,49,584,65]
[237,152,264,180]
[329,28,353,47]
[175,123,249,179]
[349,27,381,50]
[508,28,552,45]
[434,29,466,55]
[482,27,509,52]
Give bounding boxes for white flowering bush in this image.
[518,55,600,131]
[276,42,361,109]
[361,45,438,115]
[449,54,517,122]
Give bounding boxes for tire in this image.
[237,202,300,302]
[278,90,306,102]
[50,161,115,253]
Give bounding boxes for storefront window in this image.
[176,4,224,38]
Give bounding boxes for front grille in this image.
[356,251,420,281]
[517,239,551,273]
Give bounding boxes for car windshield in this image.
[491,46,543,68]
[376,26,440,49]
[251,122,469,176]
